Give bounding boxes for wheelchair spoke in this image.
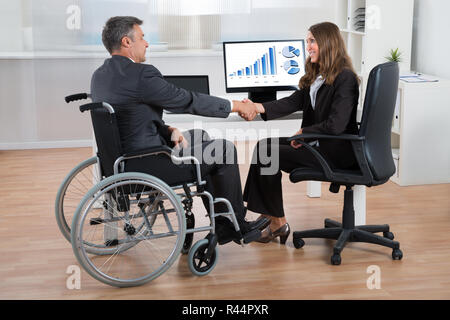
[194,251,207,269]
[160,202,174,233]
[98,246,122,275]
[56,157,101,242]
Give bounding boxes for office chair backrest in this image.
[359,62,399,182]
[89,106,122,178]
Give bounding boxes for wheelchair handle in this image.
[65,93,90,103]
[79,102,115,113]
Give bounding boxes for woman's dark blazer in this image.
[261,68,359,169]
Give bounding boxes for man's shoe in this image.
[215,216,240,245]
[241,228,262,244]
[234,220,264,244]
[247,216,270,231]
[215,216,267,246]
[240,217,270,233]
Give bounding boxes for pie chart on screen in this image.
[283,60,300,74]
[282,46,301,58]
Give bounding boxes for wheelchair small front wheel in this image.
[188,239,218,276]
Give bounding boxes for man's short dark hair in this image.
[102,16,143,54]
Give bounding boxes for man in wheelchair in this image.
[90,16,269,245]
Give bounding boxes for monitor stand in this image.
[248,91,277,103]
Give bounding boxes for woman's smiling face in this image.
[306,31,319,63]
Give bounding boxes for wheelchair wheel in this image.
[188,239,218,276]
[55,157,101,242]
[71,172,186,287]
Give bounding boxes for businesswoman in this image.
[242,22,360,243]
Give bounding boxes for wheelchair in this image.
[55,93,244,287]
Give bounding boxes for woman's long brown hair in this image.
[299,22,359,88]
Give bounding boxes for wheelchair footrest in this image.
[242,228,261,244]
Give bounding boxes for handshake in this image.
[232,99,265,121]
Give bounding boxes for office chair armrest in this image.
[287,133,365,142]
[286,134,371,183]
[283,139,335,179]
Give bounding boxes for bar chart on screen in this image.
[224,40,306,88]
[228,46,278,77]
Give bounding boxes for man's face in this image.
[129,25,148,63]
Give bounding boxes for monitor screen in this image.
[223,40,306,93]
[163,75,210,95]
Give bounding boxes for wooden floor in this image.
[0,146,449,300]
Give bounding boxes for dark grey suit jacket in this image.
[91,55,230,153]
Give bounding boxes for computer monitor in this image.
[163,75,210,95]
[223,39,306,103]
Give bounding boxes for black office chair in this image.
[287,62,403,265]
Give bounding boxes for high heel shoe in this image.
[256,223,290,244]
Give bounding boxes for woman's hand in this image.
[290,128,303,149]
[233,98,265,121]
[242,98,265,114]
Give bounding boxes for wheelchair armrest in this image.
[122,146,173,158]
[79,102,115,113]
[116,146,206,187]
[115,146,173,174]
[65,93,90,103]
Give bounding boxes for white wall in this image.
[2,0,450,149]
[411,0,450,78]
[0,0,24,51]
[0,1,335,149]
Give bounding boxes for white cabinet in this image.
[390,77,450,186]
[334,0,414,111]
[333,0,449,186]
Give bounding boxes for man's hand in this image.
[290,128,303,149]
[242,98,265,114]
[168,127,188,149]
[232,99,265,121]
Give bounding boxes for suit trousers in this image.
[243,137,326,218]
[125,129,247,223]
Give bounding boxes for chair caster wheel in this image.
[331,254,341,265]
[383,231,394,240]
[392,248,403,260]
[293,237,305,249]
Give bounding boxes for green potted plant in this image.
[385,48,402,62]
